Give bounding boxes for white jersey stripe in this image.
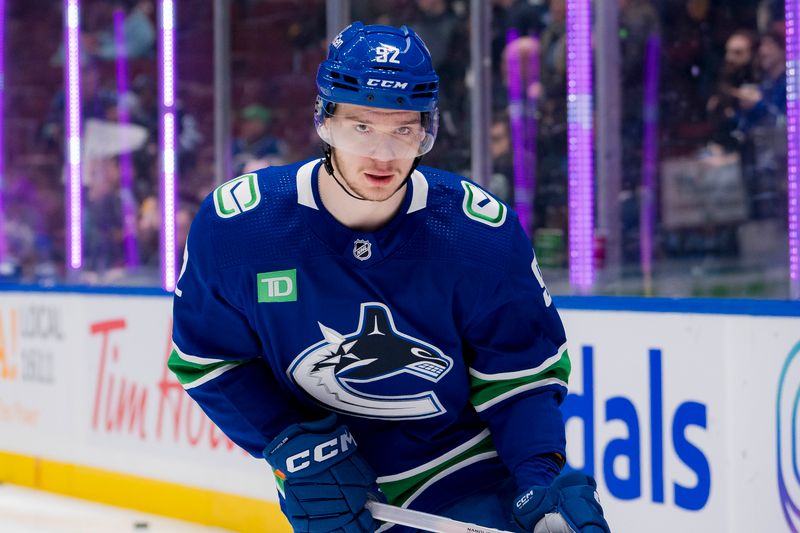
[296,159,320,210]
[171,341,227,365]
[376,429,491,483]
[406,170,429,214]
[400,451,499,509]
[182,363,240,390]
[468,343,568,381]
[472,377,567,413]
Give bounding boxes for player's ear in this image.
[318,121,333,144]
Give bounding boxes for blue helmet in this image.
[316,22,439,113]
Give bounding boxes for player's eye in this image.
[354,123,371,134]
[395,126,412,136]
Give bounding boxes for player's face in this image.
[328,104,421,201]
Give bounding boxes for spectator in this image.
[232,104,286,175]
[660,0,720,153]
[707,29,758,152]
[83,156,125,282]
[488,111,514,204]
[40,61,118,151]
[406,0,469,169]
[137,195,160,269]
[533,0,568,236]
[49,1,155,66]
[737,24,787,220]
[618,0,661,201]
[491,0,548,112]
[736,26,786,134]
[94,1,157,61]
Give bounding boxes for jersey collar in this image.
[296,159,428,266]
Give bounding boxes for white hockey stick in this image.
[365,500,514,533]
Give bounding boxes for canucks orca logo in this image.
[288,302,453,420]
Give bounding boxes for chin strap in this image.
[322,143,422,203]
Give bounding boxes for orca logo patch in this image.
[288,303,453,420]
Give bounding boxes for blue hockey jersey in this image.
[170,159,570,519]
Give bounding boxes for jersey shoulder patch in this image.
[460,180,507,227]
[213,173,261,219]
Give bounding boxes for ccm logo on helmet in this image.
[367,79,409,89]
[285,431,357,473]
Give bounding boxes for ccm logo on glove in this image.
[285,430,357,473]
[516,489,536,509]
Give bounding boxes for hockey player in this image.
[170,22,610,533]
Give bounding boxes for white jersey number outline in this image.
[531,253,553,307]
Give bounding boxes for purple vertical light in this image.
[524,36,539,226]
[0,0,6,262]
[640,35,661,294]
[159,0,177,291]
[788,0,800,299]
[566,0,595,292]
[65,0,82,270]
[505,29,534,235]
[114,7,139,268]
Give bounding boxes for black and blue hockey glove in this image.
[512,472,610,533]
[264,414,384,533]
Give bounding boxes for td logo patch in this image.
[214,173,261,218]
[288,302,453,420]
[257,269,297,302]
[461,181,507,227]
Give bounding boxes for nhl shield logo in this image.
[353,239,372,261]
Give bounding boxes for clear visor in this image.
[315,102,438,161]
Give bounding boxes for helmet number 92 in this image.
[375,43,401,64]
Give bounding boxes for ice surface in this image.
[0,483,232,532]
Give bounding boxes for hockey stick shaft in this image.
[365,501,514,533]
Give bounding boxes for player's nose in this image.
[366,158,395,171]
[366,138,400,162]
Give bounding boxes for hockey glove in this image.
[263,414,383,533]
[513,472,610,533]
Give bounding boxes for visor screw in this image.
[367,94,374,102]
[396,97,404,104]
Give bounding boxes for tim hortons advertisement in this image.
[0,291,275,501]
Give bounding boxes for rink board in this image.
[0,289,798,532]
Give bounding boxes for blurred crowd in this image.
[0,0,791,296]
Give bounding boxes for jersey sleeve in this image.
[462,216,570,488]
[170,199,304,457]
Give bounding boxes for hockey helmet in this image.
[315,22,439,159]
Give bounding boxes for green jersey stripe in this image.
[376,431,496,507]
[470,350,571,412]
[167,349,244,388]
